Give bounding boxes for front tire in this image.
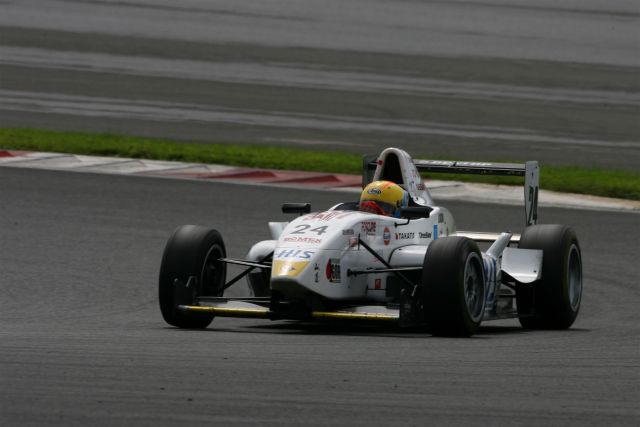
[422,237,486,337]
[159,225,226,328]
[516,224,582,330]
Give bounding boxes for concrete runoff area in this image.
[0,167,639,426]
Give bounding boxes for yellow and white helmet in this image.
[359,180,408,217]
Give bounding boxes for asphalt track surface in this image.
[1,167,639,426]
[1,0,640,170]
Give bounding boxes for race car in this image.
[158,147,582,336]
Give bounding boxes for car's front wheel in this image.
[422,237,486,337]
[158,225,226,328]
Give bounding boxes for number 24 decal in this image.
[290,225,328,235]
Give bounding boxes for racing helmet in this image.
[359,180,408,217]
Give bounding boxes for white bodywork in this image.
[246,148,543,321]
[267,208,452,301]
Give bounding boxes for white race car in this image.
[159,148,582,336]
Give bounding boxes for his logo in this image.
[383,227,391,245]
[275,249,315,259]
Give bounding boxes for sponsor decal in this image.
[348,236,359,249]
[438,213,444,223]
[456,161,492,167]
[303,211,355,222]
[326,259,341,283]
[412,196,427,205]
[375,278,382,290]
[289,224,328,235]
[275,249,315,260]
[419,231,432,239]
[361,221,377,236]
[383,227,391,245]
[433,224,438,240]
[314,263,319,283]
[416,182,425,191]
[422,160,492,167]
[423,160,451,166]
[367,187,382,195]
[272,260,309,277]
[283,236,322,244]
[483,257,497,309]
[342,229,354,236]
[395,232,415,240]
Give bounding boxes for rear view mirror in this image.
[282,203,311,215]
[400,207,432,219]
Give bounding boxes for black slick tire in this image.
[422,237,486,337]
[158,225,226,328]
[516,224,582,330]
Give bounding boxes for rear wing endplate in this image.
[363,157,539,225]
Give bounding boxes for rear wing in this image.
[363,156,539,226]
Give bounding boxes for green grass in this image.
[1,128,639,201]
[0,128,362,174]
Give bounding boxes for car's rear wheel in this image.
[516,224,582,329]
[159,225,226,328]
[422,237,486,337]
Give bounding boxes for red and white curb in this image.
[1,150,638,213]
[0,150,361,187]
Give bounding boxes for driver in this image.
[359,180,408,217]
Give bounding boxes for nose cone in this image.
[271,248,316,280]
[272,260,310,278]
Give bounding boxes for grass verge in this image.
[1,128,638,200]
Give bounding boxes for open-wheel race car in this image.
[159,148,582,337]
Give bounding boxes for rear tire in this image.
[159,225,226,328]
[516,224,582,329]
[422,237,486,337]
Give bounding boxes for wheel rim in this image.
[567,244,582,312]
[464,253,485,322]
[201,244,225,296]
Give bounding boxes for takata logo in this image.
[395,232,415,240]
[275,249,315,260]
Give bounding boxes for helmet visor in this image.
[359,200,397,216]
